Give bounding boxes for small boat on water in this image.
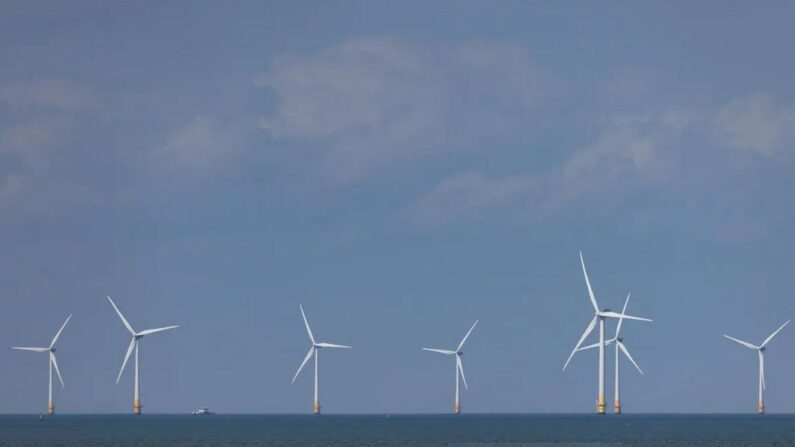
[192,407,214,415]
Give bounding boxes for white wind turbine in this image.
[724,320,789,414]
[575,293,645,414]
[107,295,178,415]
[563,252,652,414]
[292,305,351,415]
[12,314,72,415]
[422,320,478,414]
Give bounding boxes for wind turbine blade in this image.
[457,355,468,390]
[314,342,351,349]
[107,296,135,335]
[11,347,49,352]
[50,353,65,388]
[618,341,644,375]
[576,338,615,352]
[761,320,790,348]
[299,305,315,344]
[292,347,314,383]
[579,252,599,313]
[576,342,600,351]
[723,334,759,350]
[49,314,72,349]
[137,325,179,336]
[599,311,652,322]
[615,293,630,337]
[759,350,765,391]
[116,337,136,384]
[563,316,597,371]
[456,320,479,352]
[422,348,456,355]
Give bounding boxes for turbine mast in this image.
[758,351,764,415]
[314,348,320,415]
[134,339,141,415]
[614,341,621,414]
[48,355,54,415]
[597,316,606,415]
[454,360,460,414]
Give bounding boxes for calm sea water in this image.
[0,414,793,447]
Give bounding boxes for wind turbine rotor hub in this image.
[617,338,623,343]
[760,347,766,352]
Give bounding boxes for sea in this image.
[0,414,793,447]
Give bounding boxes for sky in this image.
[0,1,794,414]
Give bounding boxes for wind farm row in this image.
[10,252,789,416]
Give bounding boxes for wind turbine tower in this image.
[107,296,178,415]
[576,293,646,414]
[563,252,651,414]
[422,320,478,414]
[292,305,352,415]
[12,314,72,415]
[724,320,789,414]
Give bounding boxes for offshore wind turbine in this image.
[563,252,652,414]
[107,295,178,415]
[724,320,789,414]
[422,320,478,414]
[12,314,72,415]
[292,305,351,415]
[576,293,645,414]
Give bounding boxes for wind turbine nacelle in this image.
[760,347,766,352]
[603,308,612,312]
[616,338,623,343]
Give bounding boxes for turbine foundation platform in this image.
[596,395,606,415]
[48,402,54,415]
[134,399,141,415]
[313,401,320,415]
[613,400,621,414]
[758,401,765,414]
[454,403,461,414]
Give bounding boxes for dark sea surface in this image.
[0,414,793,447]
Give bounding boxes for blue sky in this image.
[1,1,794,414]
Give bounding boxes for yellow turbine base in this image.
[313,401,320,415]
[133,399,141,415]
[596,395,606,415]
[48,402,54,415]
[614,400,621,414]
[758,402,765,414]
[454,403,461,414]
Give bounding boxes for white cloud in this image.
[0,117,75,203]
[127,115,257,192]
[412,108,703,223]
[0,118,68,155]
[158,116,239,172]
[561,110,700,191]
[712,93,795,157]
[0,79,96,110]
[0,79,98,215]
[255,37,555,183]
[412,170,539,223]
